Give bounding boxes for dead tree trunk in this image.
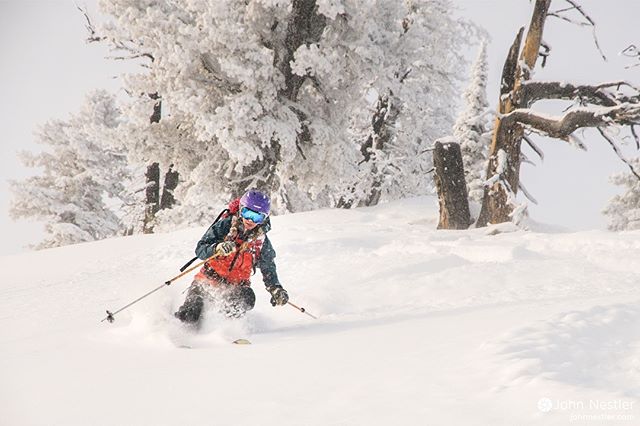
[466,1,640,228]
[434,141,471,230]
[477,0,551,226]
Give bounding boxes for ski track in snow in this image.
[1,197,639,425]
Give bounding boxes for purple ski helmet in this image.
[240,189,271,216]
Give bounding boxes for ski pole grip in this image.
[179,256,199,272]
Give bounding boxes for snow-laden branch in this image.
[200,54,242,94]
[504,104,640,140]
[520,81,640,108]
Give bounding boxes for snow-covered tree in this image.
[91,0,470,225]
[603,158,640,231]
[452,41,491,204]
[9,90,130,249]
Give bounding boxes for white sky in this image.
[0,0,639,255]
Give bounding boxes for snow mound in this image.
[496,303,640,398]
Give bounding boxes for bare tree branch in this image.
[546,12,589,27]
[523,134,544,161]
[518,181,538,204]
[539,41,551,67]
[75,4,105,43]
[520,152,536,166]
[107,52,155,62]
[546,0,607,61]
[551,5,580,14]
[622,44,638,56]
[397,67,412,83]
[562,0,595,26]
[631,125,640,150]
[622,44,640,69]
[75,6,156,65]
[596,127,640,180]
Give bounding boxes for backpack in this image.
[212,198,241,225]
[178,198,241,272]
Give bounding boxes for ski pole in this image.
[101,253,219,323]
[102,241,256,323]
[287,301,317,319]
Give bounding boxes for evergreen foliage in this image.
[452,41,492,204]
[604,158,640,231]
[9,91,131,248]
[97,0,470,224]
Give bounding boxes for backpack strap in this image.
[212,208,230,225]
[228,225,265,272]
[180,205,232,272]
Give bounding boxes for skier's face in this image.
[242,217,258,231]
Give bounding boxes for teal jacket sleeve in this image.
[258,235,280,287]
[195,217,232,260]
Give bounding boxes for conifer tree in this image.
[452,41,491,205]
[10,91,130,248]
[603,158,640,231]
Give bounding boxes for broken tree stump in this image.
[433,141,471,230]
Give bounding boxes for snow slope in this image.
[1,197,638,425]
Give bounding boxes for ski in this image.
[174,339,250,348]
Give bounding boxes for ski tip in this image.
[232,338,252,345]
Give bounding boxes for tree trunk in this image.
[260,0,325,212]
[143,162,160,234]
[142,93,162,234]
[277,0,326,103]
[337,93,398,208]
[362,94,397,207]
[434,141,471,230]
[149,93,161,123]
[477,0,551,226]
[160,164,179,210]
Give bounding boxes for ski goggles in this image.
[240,207,267,224]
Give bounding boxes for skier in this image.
[175,189,289,323]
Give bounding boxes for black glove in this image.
[214,241,236,256]
[267,285,289,307]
